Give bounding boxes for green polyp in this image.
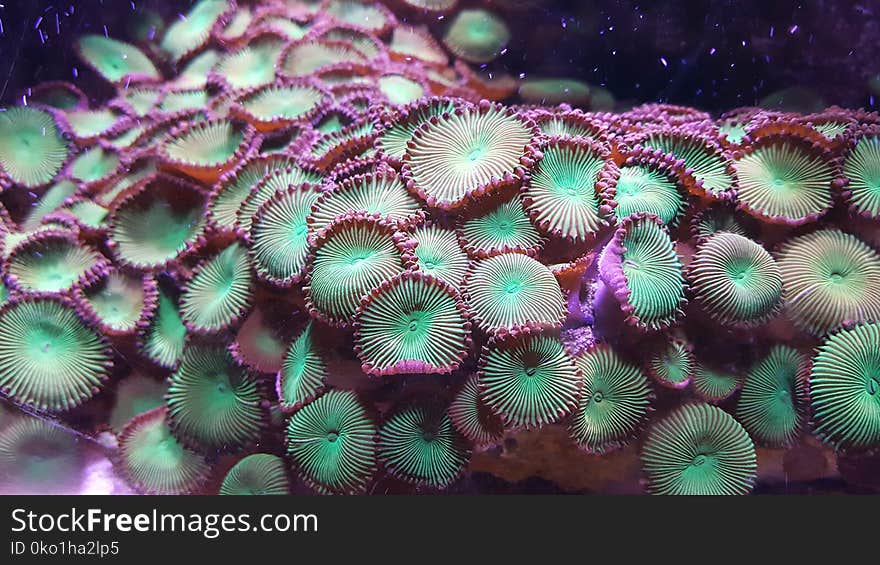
[665,358,687,382]
[161,0,229,61]
[810,322,880,449]
[145,428,185,464]
[210,154,296,228]
[65,109,120,139]
[70,147,119,183]
[21,180,77,231]
[525,142,607,241]
[159,90,208,114]
[286,390,376,494]
[153,208,194,248]
[480,334,579,429]
[390,25,446,64]
[220,453,290,495]
[737,345,806,446]
[0,107,68,188]
[77,35,160,83]
[569,346,652,453]
[519,79,592,105]
[166,344,264,451]
[406,312,426,333]
[412,225,469,291]
[216,39,283,90]
[123,89,161,117]
[645,133,734,197]
[614,165,684,226]
[166,121,244,166]
[309,222,406,323]
[121,409,210,494]
[86,273,144,332]
[143,288,186,369]
[218,8,252,40]
[650,339,693,388]
[262,17,306,40]
[690,233,781,325]
[107,125,145,149]
[326,0,388,30]
[378,100,459,159]
[309,120,375,161]
[719,122,746,144]
[443,9,510,64]
[27,322,68,360]
[778,229,880,335]
[243,85,322,121]
[814,121,848,139]
[250,187,320,283]
[378,75,425,106]
[113,186,203,268]
[310,173,421,235]
[0,299,110,412]
[694,364,740,402]
[10,237,101,294]
[180,243,252,333]
[469,253,564,333]
[694,205,749,241]
[278,321,326,409]
[641,403,756,495]
[66,201,109,228]
[349,252,370,266]
[316,114,346,134]
[735,142,834,220]
[843,135,880,217]
[282,41,365,76]
[237,167,322,232]
[219,454,290,496]
[407,106,532,208]
[17,432,78,483]
[619,218,684,329]
[377,402,468,488]
[536,115,595,139]
[356,275,468,374]
[726,260,754,284]
[174,50,220,89]
[461,196,542,255]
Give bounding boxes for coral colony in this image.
[1,0,880,496]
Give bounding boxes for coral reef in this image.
[1,0,879,496]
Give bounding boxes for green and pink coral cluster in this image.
[0,0,879,496]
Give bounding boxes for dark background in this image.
[0,0,878,112]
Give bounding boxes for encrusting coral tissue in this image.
[1,0,879,496]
